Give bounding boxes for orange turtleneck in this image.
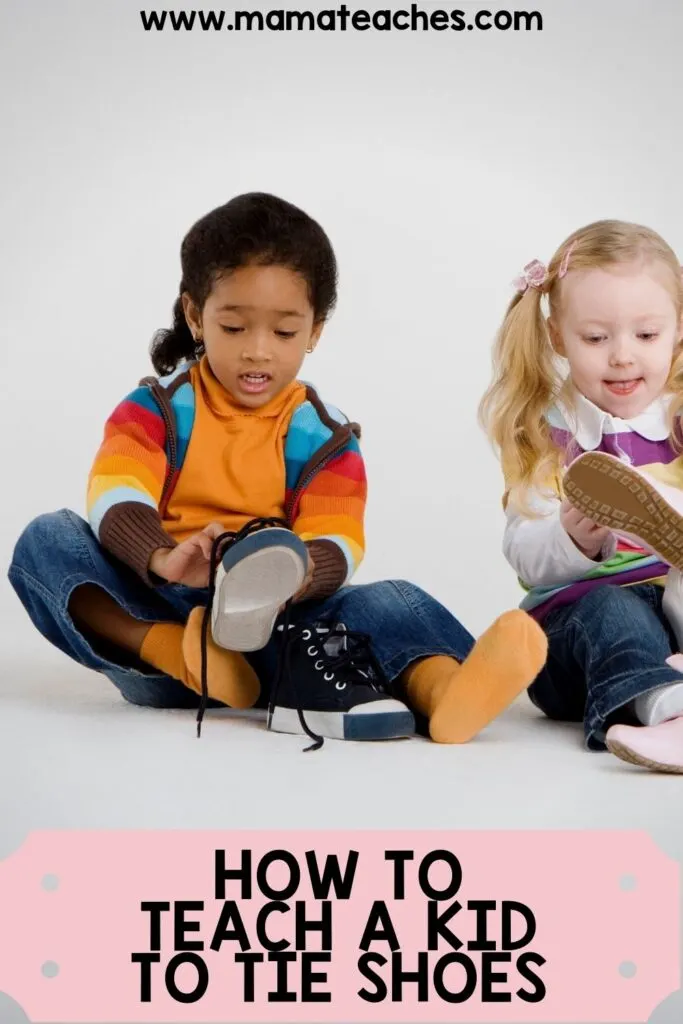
[162,359,306,542]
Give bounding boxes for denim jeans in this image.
[529,583,681,750]
[8,510,475,712]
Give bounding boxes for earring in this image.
[306,345,314,353]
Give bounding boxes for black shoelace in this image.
[196,516,289,738]
[268,623,388,752]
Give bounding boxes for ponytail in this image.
[150,293,203,376]
[479,285,564,515]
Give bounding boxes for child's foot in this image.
[212,526,309,652]
[141,610,260,708]
[563,451,683,570]
[606,717,683,773]
[268,622,415,746]
[404,610,548,743]
[633,677,683,726]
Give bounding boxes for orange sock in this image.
[402,610,547,743]
[140,622,188,682]
[139,611,260,709]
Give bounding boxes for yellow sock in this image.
[140,623,188,681]
[140,612,260,709]
[402,610,547,743]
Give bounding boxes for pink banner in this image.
[0,830,677,1022]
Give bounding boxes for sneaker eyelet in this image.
[324,672,335,682]
[335,681,346,690]
[308,646,318,656]
[315,660,324,670]
[302,630,312,641]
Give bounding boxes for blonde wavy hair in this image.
[479,219,683,515]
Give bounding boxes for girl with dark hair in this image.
[9,192,546,749]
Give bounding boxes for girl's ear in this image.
[182,293,202,339]
[548,318,566,357]
[307,322,324,353]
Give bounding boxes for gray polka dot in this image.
[619,875,637,891]
[42,962,59,979]
[41,874,59,892]
[619,961,637,979]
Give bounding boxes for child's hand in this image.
[560,499,611,559]
[149,522,226,588]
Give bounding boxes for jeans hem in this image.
[383,645,462,681]
[386,580,473,662]
[13,564,175,681]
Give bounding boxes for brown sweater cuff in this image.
[297,540,348,602]
[98,502,177,584]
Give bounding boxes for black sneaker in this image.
[267,621,415,749]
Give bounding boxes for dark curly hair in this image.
[150,192,339,376]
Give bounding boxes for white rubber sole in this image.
[212,546,306,652]
[268,700,415,741]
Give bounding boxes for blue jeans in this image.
[8,510,475,713]
[529,584,681,750]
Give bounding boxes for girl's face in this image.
[184,264,322,408]
[549,261,682,419]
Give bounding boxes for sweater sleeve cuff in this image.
[297,540,348,601]
[554,514,618,570]
[545,509,613,575]
[504,501,617,588]
[98,502,177,584]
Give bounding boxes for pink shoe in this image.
[563,451,683,571]
[606,717,683,773]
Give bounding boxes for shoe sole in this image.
[269,704,415,741]
[606,737,683,774]
[563,451,683,570]
[212,531,308,652]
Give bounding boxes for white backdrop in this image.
[2,0,683,651]
[2,12,683,1022]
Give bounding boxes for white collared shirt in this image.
[548,391,671,451]
[503,393,672,588]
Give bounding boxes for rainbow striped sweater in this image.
[87,360,367,598]
[505,392,683,622]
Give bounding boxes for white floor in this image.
[3,651,683,833]
[1,651,682,1023]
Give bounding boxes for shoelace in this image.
[196,516,289,738]
[269,623,388,752]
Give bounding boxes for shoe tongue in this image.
[319,624,378,685]
[321,623,347,657]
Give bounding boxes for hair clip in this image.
[512,259,548,293]
[558,241,577,279]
